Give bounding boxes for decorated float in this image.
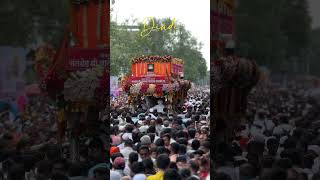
[121,55,191,113]
[213,55,260,141]
[33,0,109,162]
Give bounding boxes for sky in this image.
[112,0,210,69]
[309,0,320,29]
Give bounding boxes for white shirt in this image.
[120,146,134,162]
[152,104,164,113]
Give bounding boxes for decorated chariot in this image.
[32,0,109,162]
[121,55,191,113]
[213,55,260,142]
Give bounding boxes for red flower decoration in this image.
[155,84,163,94]
[140,83,149,93]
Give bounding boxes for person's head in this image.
[260,168,287,180]
[262,155,275,169]
[176,138,188,146]
[111,152,124,163]
[200,141,210,153]
[138,145,150,160]
[299,172,308,180]
[124,139,133,147]
[164,168,181,180]
[147,126,156,134]
[88,138,105,160]
[45,145,61,161]
[150,147,157,159]
[126,116,133,124]
[287,168,299,180]
[179,168,191,179]
[130,161,145,176]
[175,131,186,139]
[50,172,69,180]
[68,162,85,177]
[239,163,256,179]
[162,134,171,146]
[312,172,320,180]
[266,137,279,155]
[113,157,125,170]
[163,120,170,127]
[274,158,293,170]
[8,164,25,180]
[282,149,302,167]
[176,156,188,169]
[191,139,201,150]
[156,146,170,156]
[125,124,134,133]
[199,156,210,172]
[155,138,164,147]
[212,172,232,180]
[52,159,68,175]
[179,144,187,155]
[140,135,151,146]
[142,158,154,172]
[36,160,52,179]
[156,154,171,170]
[302,153,314,169]
[129,152,139,164]
[189,160,199,175]
[170,142,180,154]
[94,167,109,180]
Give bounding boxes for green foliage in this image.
[0,0,68,47]
[110,17,208,83]
[309,28,320,76]
[235,0,312,72]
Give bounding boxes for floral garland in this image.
[212,56,260,91]
[124,80,191,97]
[132,55,173,64]
[62,65,104,102]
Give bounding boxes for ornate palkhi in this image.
[213,56,260,118]
[122,55,191,110]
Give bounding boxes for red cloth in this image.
[110,146,120,155]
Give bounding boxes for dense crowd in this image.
[213,81,320,180]
[110,86,210,180]
[0,95,111,180]
[0,86,210,180]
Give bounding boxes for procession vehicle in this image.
[212,0,262,142]
[34,0,109,162]
[121,55,191,113]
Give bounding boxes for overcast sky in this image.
[112,0,210,69]
[309,0,320,29]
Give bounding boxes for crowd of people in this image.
[0,86,210,180]
[110,86,211,180]
[0,95,112,180]
[213,80,320,180]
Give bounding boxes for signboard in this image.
[67,48,109,71]
[131,76,167,84]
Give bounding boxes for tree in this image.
[235,0,311,72]
[235,0,287,70]
[0,0,68,47]
[281,0,311,58]
[110,17,208,83]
